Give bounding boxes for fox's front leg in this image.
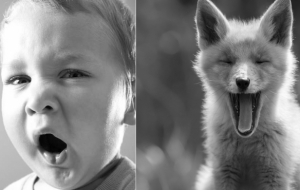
[214,162,240,190]
[258,163,290,190]
[257,134,293,190]
[195,164,238,190]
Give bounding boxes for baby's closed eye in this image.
[59,69,91,79]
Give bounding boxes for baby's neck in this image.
[34,179,59,190]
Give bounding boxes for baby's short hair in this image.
[1,0,135,109]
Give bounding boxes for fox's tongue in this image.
[238,94,252,133]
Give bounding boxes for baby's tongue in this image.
[238,94,252,133]
[43,149,67,165]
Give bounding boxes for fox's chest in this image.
[235,156,264,187]
[216,130,284,189]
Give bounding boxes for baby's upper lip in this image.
[32,127,65,148]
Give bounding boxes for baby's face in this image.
[1,4,128,189]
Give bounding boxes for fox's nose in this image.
[236,78,250,92]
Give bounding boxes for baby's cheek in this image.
[2,93,19,126]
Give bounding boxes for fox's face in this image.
[194,0,294,137]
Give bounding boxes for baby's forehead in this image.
[2,0,134,78]
[6,1,108,29]
[4,1,123,60]
[10,0,96,15]
[1,3,121,63]
[5,1,116,38]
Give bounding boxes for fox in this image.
[193,0,300,189]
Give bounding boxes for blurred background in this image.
[0,0,135,189]
[136,0,300,190]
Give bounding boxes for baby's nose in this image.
[236,78,250,92]
[26,104,55,115]
[25,82,58,115]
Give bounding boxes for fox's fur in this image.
[194,0,300,189]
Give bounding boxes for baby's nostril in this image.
[236,78,250,91]
[27,109,36,115]
[44,105,53,110]
[39,134,67,153]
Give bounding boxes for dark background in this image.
[136,0,300,189]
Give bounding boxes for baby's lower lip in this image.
[40,148,68,165]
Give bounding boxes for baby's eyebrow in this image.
[55,52,98,66]
[1,59,26,71]
[56,53,86,64]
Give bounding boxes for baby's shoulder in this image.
[4,173,36,190]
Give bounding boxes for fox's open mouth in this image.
[229,92,261,137]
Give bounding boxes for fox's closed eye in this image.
[6,75,31,85]
[255,59,269,64]
[219,59,234,65]
[59,69,90,78]
[219,54,235,65]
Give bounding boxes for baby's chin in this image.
[35,167,83,190]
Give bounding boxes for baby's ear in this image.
[259,0,293,48]
[124,103,135,126]
[195,0,229,50]
[124,81,136,126]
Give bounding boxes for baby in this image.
[1,0,135,189]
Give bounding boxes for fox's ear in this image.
[259,0,293,47]
[195,0,228,50]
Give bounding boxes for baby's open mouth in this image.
[39,134,68,165]
[229,92,261,137]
